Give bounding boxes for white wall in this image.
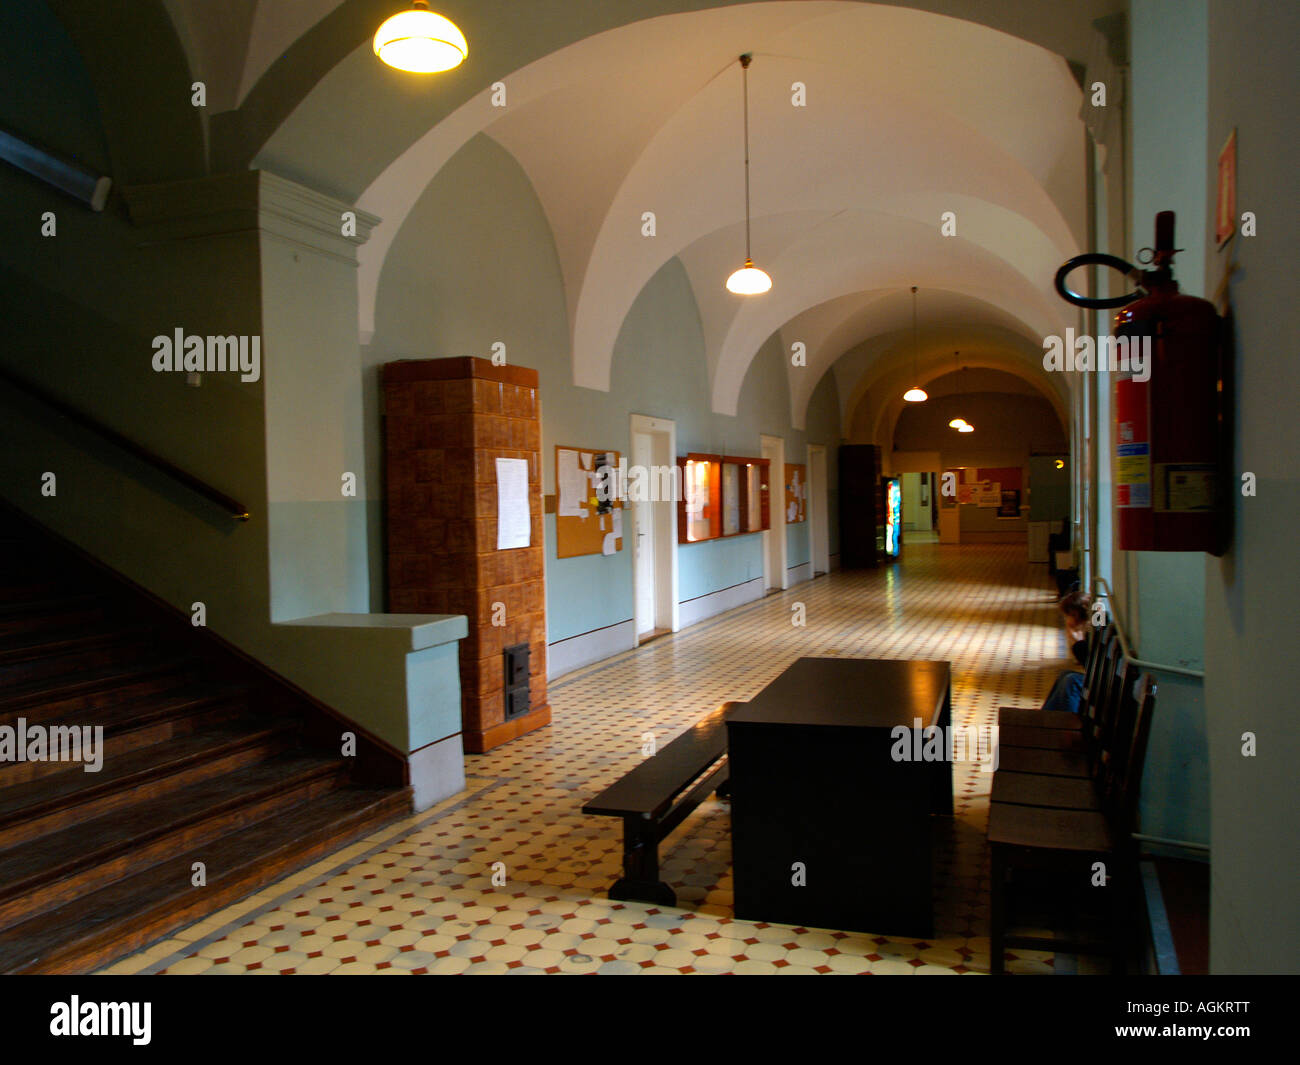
[1202,0,1300,974]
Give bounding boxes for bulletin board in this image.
[784,463,807,524]
[554,446,624,558]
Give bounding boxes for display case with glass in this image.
[678,455,771,542]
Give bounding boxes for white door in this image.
[808,445,830,576]
[630,414,680,641]
[632,430,655,635]
[760,435,787,591]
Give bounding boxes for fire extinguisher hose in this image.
[1054,253,1145,309]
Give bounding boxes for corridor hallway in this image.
[107,545,1082,976]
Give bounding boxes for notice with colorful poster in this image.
[1115,378,1151,508]
[784,463,807,523]
[974,481,1001,508]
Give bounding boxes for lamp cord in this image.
[911,285,919,380]
[741,54,752,261]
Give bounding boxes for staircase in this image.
[0,515,411,973]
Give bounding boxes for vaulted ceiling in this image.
[43,0,1123,443]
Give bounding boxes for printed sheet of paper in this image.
[495,458,531,549]
[557,449,586,518]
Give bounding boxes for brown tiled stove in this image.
[382,357,550,752]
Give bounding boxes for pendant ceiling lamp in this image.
[948,354,974,431]
[725,54,772,296]
[374,1,468,73]
[901,286,927,402]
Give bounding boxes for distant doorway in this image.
[807,445,830,576]
[761,434,787,591]
[630,414,679,642]
[900,470,942,545]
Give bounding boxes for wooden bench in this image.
[582,701,742,906]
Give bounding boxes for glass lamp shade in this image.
[374,4,468,73]
[958,423,975,433]
[948,418,968,429]
[902,386,928,403]
[726,259,772,295]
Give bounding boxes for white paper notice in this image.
[601,532,617,556]
[495,458,531,549]
[557,449,585,518]
[611,509,623,540]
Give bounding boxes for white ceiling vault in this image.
[158,0,1099,441]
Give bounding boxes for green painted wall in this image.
[1125,0,1210,847]
[1202,0,1300,974]
[365,134,841,646]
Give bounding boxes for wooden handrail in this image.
[0,365,250,521]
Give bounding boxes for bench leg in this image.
[609,815,676,907]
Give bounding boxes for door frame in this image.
[807,444,830,576]
[630,414,679,642]
[760,434,787,592]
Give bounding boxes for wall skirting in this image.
[548,619,636,680]
[678,576,765,629]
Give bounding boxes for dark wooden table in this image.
[727,657,953,937]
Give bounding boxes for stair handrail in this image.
[0,365,250,522]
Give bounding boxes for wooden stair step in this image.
[0,580,84,604]
[0,630,173,687]
[0,685,253,788]
[0,785,410,974]
[0,752,348,926]
[0,657,198,715]
[0,677,250,735]
[0,591,110,622]
[0,720,301,847]
[0,621,158,665]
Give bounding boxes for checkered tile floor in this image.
[105,543,1080,975]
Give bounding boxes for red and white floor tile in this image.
[104,543,1081,976]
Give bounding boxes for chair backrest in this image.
[1083,620,1114,704]
[1095,656,1140,792]
[1102,673,1158,834]
[1083,636,1123,754]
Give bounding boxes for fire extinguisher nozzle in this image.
[1156,210,1176,252]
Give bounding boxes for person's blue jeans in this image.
[1041,670,1085,714]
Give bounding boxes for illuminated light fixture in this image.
[373,1,467,73]
[1055,459,1065,469]
[902,285,927,402]
[947,353,974,430]
[725,54,772,296]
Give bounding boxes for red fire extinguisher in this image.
[1055,211,1229,555]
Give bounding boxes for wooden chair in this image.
[988,674,1157,974]
[997,641,1127,778]
[998,620,1114,732]
[991,654,1140,811]
[998,630,1121,754]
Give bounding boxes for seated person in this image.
[1041,591,1093,714]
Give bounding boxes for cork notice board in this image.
[784,463,807,524]
[554,446,624,558]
